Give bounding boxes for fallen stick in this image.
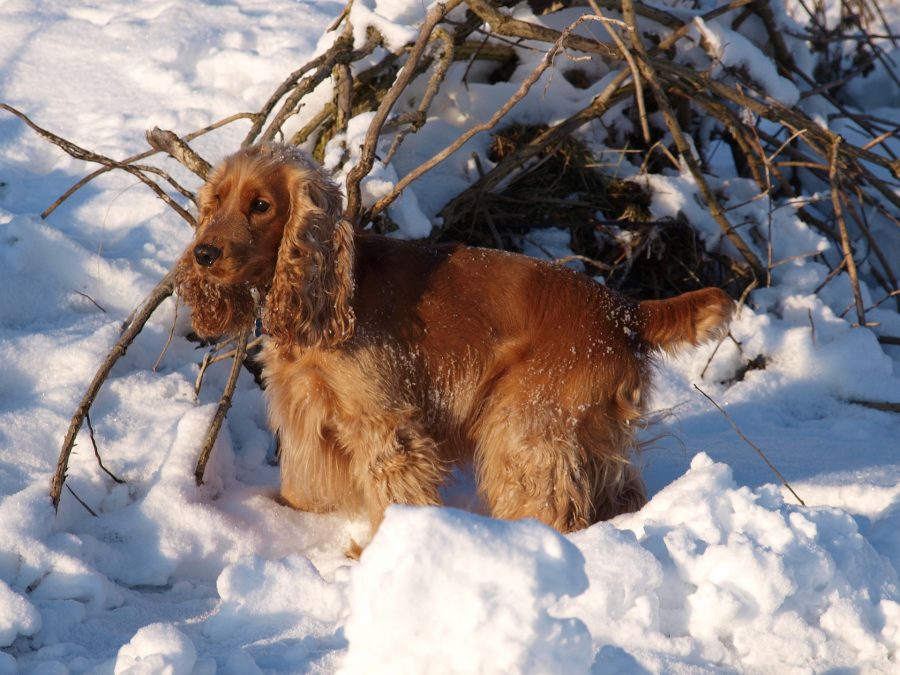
[694,384,805,506]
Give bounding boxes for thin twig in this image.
[74,291,107,314]
[260,32,373,143]
[369,12,612,223]
[699,333,728,379]
[829,137,866,327]
[85,413,125,484]
[65,485,99,518]
[438,0,757,226]
[808,308,816,347]
[553,254,613,273]
[327,0,353,33]
[865,289,900,312]
[195,329,250,486]
[847,183,899,309]
[694,385,805,506]
[42,112,251,220]
[384,27,455,165]
[153,299,179,373]
[655,59,900,200]
[587,0,650,144]
[466,0,618,59]
[194,335,263,396]
[736,278,758,319]
[620,0,766,281]
[848,400,900,413]
[130,162,198,204]
[244,33,355,146]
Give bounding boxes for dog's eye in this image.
[250,199,270,214]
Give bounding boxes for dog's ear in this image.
[175,249,256,338]
[264,166,356,349]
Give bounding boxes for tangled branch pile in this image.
[8,0,895,506]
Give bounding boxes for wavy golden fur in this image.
[176,143,734,539]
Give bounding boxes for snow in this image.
[0,0,898,673]
[342,507,592,675]
[692,17,800,106]
[114,623,200,675]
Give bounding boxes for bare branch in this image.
[256,31,384,144]
[383,27,455,165]
[146,127,213,180]
[369,13,611,223]
[243,33,355,146]
[194,336,263,396]
[466,0,617,59]
[42,112,252,220]
[620,0,766,280]
[829,138,866,327]
[0,103,196,226]
[194,329,250,486]
[52,268,177,509]
[345,0,463,224]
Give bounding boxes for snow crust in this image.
[0,0,898,672]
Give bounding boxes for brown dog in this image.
[176,143,733,537]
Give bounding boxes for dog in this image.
[176,143,733,539]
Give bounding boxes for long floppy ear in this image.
[264,165,356,349]
[175,249,255,339]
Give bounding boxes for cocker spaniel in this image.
[176,143,733,539]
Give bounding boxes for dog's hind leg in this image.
[473,377,646,531]
[472,396,593,532]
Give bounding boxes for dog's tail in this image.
[636,288,734,351]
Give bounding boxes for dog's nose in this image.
[193,244,222,267]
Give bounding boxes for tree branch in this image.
[51,268,177,509]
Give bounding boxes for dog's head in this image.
[176,143,355,348]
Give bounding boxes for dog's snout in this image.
[194,244,222,267]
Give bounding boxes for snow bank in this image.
[0,579,41,648]
[337,457,900,674]
[606,455,898,671]
[341,506,591,674]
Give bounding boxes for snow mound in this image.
[0,579,40,648]
[205,555,345,642]
[114,623,197,675]
[694,17,800,105]
[340,506,592,674]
